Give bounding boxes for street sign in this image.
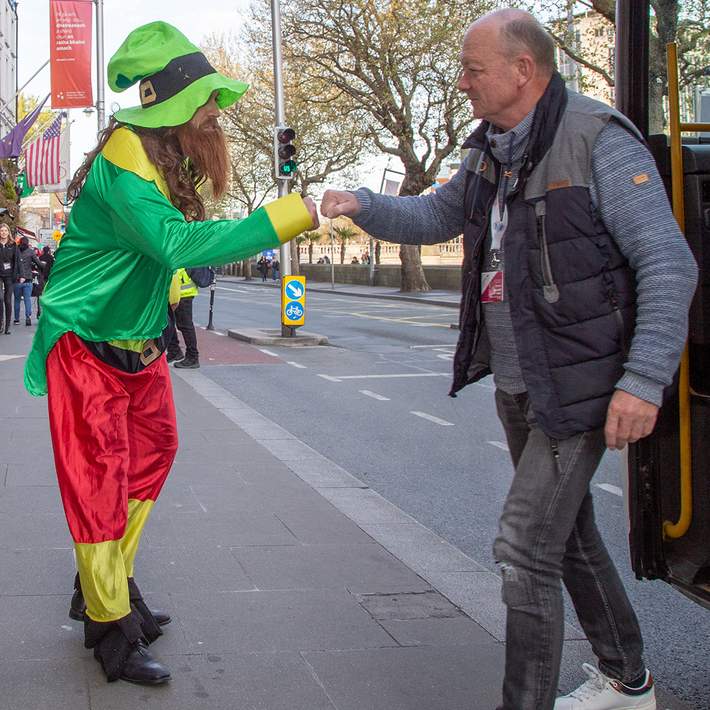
[281,275,306,327]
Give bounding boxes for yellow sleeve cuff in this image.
[263,193,313,244]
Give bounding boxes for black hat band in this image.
[139,52,217,108]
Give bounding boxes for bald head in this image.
[467,9,556,77]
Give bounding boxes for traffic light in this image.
[274,126,297,179]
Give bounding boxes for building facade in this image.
[0,0,17,131]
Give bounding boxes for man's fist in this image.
[303,196,320,230]
[320,190,362,219]
[604,390,659,450]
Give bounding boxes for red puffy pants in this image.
[46,332,178,621]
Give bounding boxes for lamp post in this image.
[271,0,295,336]
[95,0,106,131]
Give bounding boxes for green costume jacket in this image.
[25,127,311,396]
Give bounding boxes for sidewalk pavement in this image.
[218,275,461,309]
[0,324,505,710]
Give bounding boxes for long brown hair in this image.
[67,117,229,222]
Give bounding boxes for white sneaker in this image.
[554,663,656,709]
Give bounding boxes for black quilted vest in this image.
[451,74,640,438]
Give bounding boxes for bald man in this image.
[322,10,696,710]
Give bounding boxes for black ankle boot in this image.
[70,574,171,628]
[25,316,31,326]
[119,640,171,685]
[174,355,199,369]
[86,614,170,684]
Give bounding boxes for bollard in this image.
[206,274,216,330]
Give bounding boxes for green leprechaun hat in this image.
[107,21,249,128]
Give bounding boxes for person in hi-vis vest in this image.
[167,268,200,368]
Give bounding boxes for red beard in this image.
[175,118,229,199]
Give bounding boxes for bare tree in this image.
[531,1,710,132]
[248,0,495,292]
[205,31,370,275]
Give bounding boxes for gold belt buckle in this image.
[139,339,161,367]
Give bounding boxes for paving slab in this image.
[231,543,431,593]
[172,588,396,654]
[87,652,337,710]
[0,658,91,710]
[303,645,505,710]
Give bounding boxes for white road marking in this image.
[410,344,457,349]
[318,374,342,382]
[436,353,454,360]
[487,441,510,452]
[596,483,623,497]
[215,286,252,293]
[410,411,454,426]
[258,348,279,357]
[0,355,23,362]
[359,390,391,401]
[287,361,307,369]
[349,312,451,328]
[327,373,449,381]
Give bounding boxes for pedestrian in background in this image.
[257,255,269,281]
[321,9,697,710]
[14,236,42,326]
[39,245,55,279]
[166,267,200,368]
[271,257,280,280]
[0,223,16,334]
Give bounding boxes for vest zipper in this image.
[535,200,560,304]
[609,292,628,354]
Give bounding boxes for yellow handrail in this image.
[663,42,693,539]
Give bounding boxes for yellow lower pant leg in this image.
[120,499,154,579]
[74,540,130,622]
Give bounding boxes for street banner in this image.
[281,276,306,328]
[0,95,49,159]
[50,0,93,109]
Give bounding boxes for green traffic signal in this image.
[274,126,298,180]
[280,160,297,176]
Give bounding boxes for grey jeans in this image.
[493,390,645,710]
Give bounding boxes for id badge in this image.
[481,249,505,303]
[2,262,10,271]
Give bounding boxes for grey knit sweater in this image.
[352,116,698,407]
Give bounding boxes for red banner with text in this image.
[50,0,93,109]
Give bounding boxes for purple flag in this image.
[0,95,50,160]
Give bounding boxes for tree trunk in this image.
[375,240,381,265]
[648,1,678,134]
[400,244,430,292]
[308,243,313,263]
[340,243,346,264]
[398,177,431,293]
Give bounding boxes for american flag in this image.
[24,114,63,187]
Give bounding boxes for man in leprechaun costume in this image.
[25,21,318,685]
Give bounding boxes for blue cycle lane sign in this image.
[281,275,306,327]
